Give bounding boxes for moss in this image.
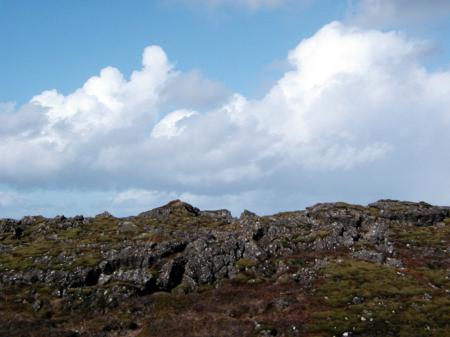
[149,264,162,277]
[0,239,63,271]
[281,239,290,248]
[315,229,330,239]
[334,202,366,211]
[291,233,301,242]
[70,252,102,269]
[172,282,190,295]
[133,232,169,243]
[236,258,258,270]
[307,259,450,336]
[58,227,82,240]
[368,207,381,217]
[393,225,449,248]
[413,268,450,289]
[334,202,353,208]
[286,257,307,267]
[232,272,252,283]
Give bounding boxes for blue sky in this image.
[1,0,450,218]
[0,0,347,104]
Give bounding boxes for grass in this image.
[236,258,258,270]
[1,202,448,337]
[392,224,450,248]
[307,259,450,337]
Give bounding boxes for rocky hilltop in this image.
[0,200,449,337]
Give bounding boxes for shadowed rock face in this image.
[0,200,449,337]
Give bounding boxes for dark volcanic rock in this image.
[139,199,200,219]
[369,199,449,225]
[0,199,449,337]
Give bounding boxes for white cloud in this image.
[113,189,178,207]
[1,21,450,216]
[151,110,198,139]
[31,46,171,141]
[351,0,450,27]
[162,69,231,110]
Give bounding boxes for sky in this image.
[1,0,450,218]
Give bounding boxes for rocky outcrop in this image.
[1,199,448,293]
[0,199,449,337]
[138,199,200,218]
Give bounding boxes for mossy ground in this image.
[0,211,231,273]
[308,259,450,337]
[0,203,448,337]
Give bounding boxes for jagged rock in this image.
[100,269,156,293]
[201,209,233,222]
[20,216,39,227]
[362,221,388,244]
[0,199,448,336]
[306,202,364,228]
[95,211,114,218]
[0,218,18,234]
[240,209,258,221]
[369,199,449,225]
[139,199,200,218]
[72,215,84,222]
[157,257,186,291]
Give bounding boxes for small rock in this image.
[385,257,403,268]
[352,296,363,304]
[117,221,138,233]
[32,299,42,311]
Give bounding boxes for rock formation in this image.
[0,199,448,336]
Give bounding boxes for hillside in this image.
[0,199,449,337]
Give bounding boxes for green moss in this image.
[414,268,450,289]
[334,202,366,212]
[334,202,353,208]
[281,239,290,248]
[134,232,169,243]
[393,225,449,248]
[58,227,82,240]
[315,229,330,239]
[236,258,258,270]
[368,207,381,217]
[0,238,63,271]
[70,253,102,269]
[232,272,251,283]
[308,259,450,336]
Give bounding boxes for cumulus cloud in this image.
[1,21,450,216]
[151,110,198,139]
[351,0,450,27]
[162,70,231,111]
